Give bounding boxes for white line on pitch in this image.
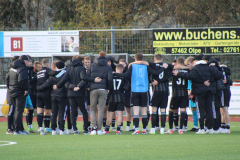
[0,141,17,147]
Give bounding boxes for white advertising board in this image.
[1,30,79,57]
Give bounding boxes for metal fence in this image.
[0,57,52,85]
[1,24,240,83]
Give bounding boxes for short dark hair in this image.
[71,37,74,41]
[12,56,20,62]
[116,64,124,70]
[134,53,143,61]
[154,54,162,61]
[199,53,204,59]
[172,59,176,63]
[34,61,41,66]
[194,55,203,61]
[177,57,185,65]
[202,55,212,61]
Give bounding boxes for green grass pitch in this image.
[0,121,239,160]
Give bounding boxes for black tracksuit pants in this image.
[69,97,88,131]
[11,95,26,132]
[212,92,222,130]
[51,96,67,131]
[195,91,213,130]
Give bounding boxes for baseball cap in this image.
[20,55,32,62]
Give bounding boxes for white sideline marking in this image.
[0,141,17,147]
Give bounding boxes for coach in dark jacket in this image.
[56,56,101,134]
[173,55,222,133]
[6,55,31,134]
[87,51,113,134]
[37,61,68,133]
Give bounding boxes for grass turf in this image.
[0,121,239,160]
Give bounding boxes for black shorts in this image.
[131,92,149,107]
[151,91,168,109]
[108,102,124,112]
[221,88,231,107]
[170,96,189,109]
[124,90,132,107]
[37,94,51,109]
[29,94,37,109]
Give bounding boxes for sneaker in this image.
[142,130,147,134]
[149,128,156,135]
[132,130,140,135]
[111,127,116,131]
[165,129,173,134]
[126,126,130,131]
[14,131,20,135]
[97,130,105,135]
[88,127,92,132]
[74,130,80,135]
[103,127,105,131]
[28,128,36,133]
[178,130,183,134]
[221,129,231,134]
[22,130,30,135]
[105,131,109,135]
[90,130,97,135]
[40,129,47,135]
[212,129,220,134]
[67,129,74,134]
[196,129,206,134]
[173,127,179,132]
[120,126,123,131]
[160,128,165,134]
[183,127,187,132]
[56,128,60,135]
[60,130,68,135]
[116,131,121,135]
[83,130,90,135]
[130,126,135,131]
[6,129,13,134]
[188,127,198,132]
[205,129,213,134]
[52,130,57,135]
[44,128,52,133]
[155,127,160,131]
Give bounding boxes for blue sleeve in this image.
[187,80,191,90]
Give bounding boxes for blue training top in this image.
[131,64,148,92]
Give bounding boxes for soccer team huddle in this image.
[6,51,232,135]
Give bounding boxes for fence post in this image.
[111,26,115,54]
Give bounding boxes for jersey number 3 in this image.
[176,78,185,85]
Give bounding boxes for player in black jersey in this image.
[119,59,132,131]
[104,64,129,134]
[37,59,52,135]
[166,57,189,134]
[148,54,174,134]
[215,58,232,133]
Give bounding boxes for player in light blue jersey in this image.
[113,53,168,134]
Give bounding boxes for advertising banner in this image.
[153,28,240,54]
[3,30,79,57]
